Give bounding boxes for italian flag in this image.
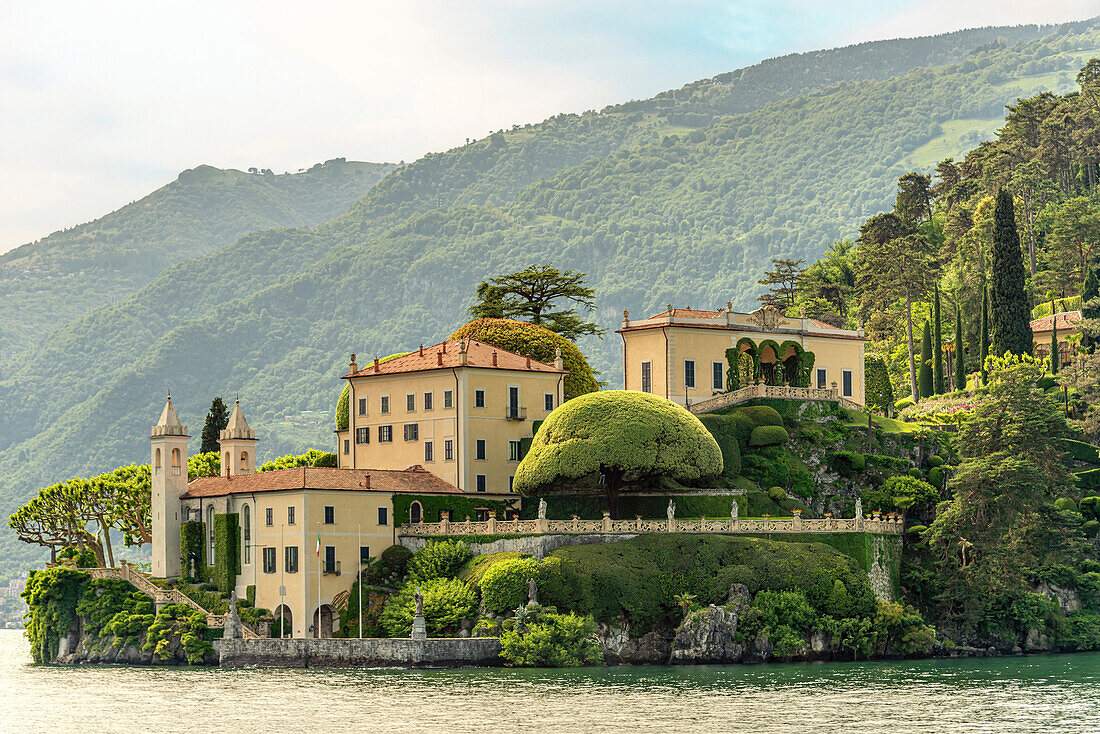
[316,533,321,557]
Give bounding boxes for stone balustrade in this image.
[400,510,904,538]
[688,383,863,414]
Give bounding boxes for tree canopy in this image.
[468,263,604,341]
[200,397,231,455]
[512,390,722,518]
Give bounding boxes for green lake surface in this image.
[4,629,1100,733]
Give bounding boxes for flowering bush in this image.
[899,391,987,424]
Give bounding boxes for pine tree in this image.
[200,397,231,454]
[1050,301,1059,375]
[955,303,966,391]
[919,319,934,399]
[933,283,945,394]
[990,188,1033,357]
[979,286,990,384]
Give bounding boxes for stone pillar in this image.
[602,511,612,533]
[792,513,802,531]
[536,517,549,534]
[486,512,497,534]
[224,593,243,640]
[411,615,427,640]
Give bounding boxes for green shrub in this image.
[907,468,923,479]
[1084,520,1100,538]
[863,475,939,514]
[865,355,894,410]
[1078,468,1100,492]
[457,552,526,586]
[928,455,945,468]
[1037,375,1057,391]
[829,451,866,476]
[211,513,239,593]
[499,610,604,667]
[739,589,817,657]
[907,525,928,535]
[379,578,478,637]
[735,405,784,427]
[1055,497,1079,513]
[143,603,212,664]
[894,397,915,411]
[366,545,414,585]
[479,557,540,615]
[927,466,945,488]
[1080,496,1100,522]
[408,540,472,582]
[21,568,89,663]
[749,425,789,447]
[697,414,743,477]
[768,486,786,501]
[1061,439,1100,464]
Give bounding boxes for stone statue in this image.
[223,590,242,640]
[414,586,424,617]
[538,498,547,520]
[527,577,538,606]
[731,498,739,521]
[667,500,676,522]
[855,498,863,519]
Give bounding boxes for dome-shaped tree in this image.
[513,391,722,517]
[450,318,599,400]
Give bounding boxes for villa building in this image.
[617,303,868,406]
[1031,310,1083,369]
[335,339,567,494]
[150,397,513,639]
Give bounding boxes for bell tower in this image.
[219,399,257,477]
[151,395,188,579]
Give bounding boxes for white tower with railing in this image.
[150,396,189,579]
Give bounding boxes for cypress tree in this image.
[980,285,990,384]
[1084,264,1099,316]
[955,304,965,391]
[990,188,1033,356]
[919,319,934,399]
[1050,301,1059,375]
[933,283,944,394]
[200,397,231,454]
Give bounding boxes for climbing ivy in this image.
[142,603,213,664]
[211,513,240,593]
[180,521,207,581]
[21,567,89,663]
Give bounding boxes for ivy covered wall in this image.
[211,513,240,593]
[392,494,517,525]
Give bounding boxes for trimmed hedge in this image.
[749,425,790,447]
[335,383,349,430]
[392,494,513,525]
[211,513,240,593]
[408,540,473,582]
[927,466,945,489]
[865,454,910,472]
[697,414,743,477]
[1077,469,1100,492]
[478,556,540,614]
[829,451,866,476]
[1062,439,1100,465]
[379,578,477,637]
[180,521,206,581]
[928,455,945,468]
[734,405,785,427]
[519,493,744,521]
[1056,497,1079,512]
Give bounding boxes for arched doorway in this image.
[312,604,337,638]
[241,504,251,565]
[273,604,293,638]
[758,342,779,385]
[410,501,423,524]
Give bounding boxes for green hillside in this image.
[0,159,395,360]
[1,20,1097,577]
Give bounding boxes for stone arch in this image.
[154,448,162,474]
[312,603,338,638]
[410,500,423,524]
[757,340,781,385]
[273,605,293,638]
[779,340,804,386]
[240,451,249,472]
[736,337,758,385]
[224,452,231,474]
[171,448,182,476]
[241,504,251,565]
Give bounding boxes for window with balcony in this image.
[324,546,338,575]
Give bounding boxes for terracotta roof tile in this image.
[1030,311,1082,333]
[181,465,462,499]
[345,339,565,379]
[644,307,725,320]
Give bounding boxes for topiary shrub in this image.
[907,468,923,479]
[408,540,473,582]
[928,455,945,468]
[768,486,787,502]
[366,544,413,584]
[379,577,478,637]
[335,383,349,430]
[697,414,742,478]
[749,425,789,447]
[450,318,599,400]
[1084,520,1100,538]
[829,451,866,477]
[863,475,939,514]
[927,466,945,488]
[1080,496,1100,522]
[907,525,928,535]
[1055,497,1079,513]
[735,405,784,427]
[479,556,540,614]
[895,397,915,411]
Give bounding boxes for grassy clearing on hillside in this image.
[842,407,922,434]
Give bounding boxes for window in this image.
[285,545,298,573]
[262,547,276,574]
[842,369,853,398]
[324,505,335,525]
[476,474,487,492]
[403,423,419,441]
[324,546,336,574]
[508,475,515,491]
[444,439,454,461]
[171,448,182,476]
[544,393,555,411]
[641,361,652,393]
[357,397,367,415]
[265,507,273,526]
[444,390,454,409]
[474,389,485,408]
[424,441,434,462]
[816,368,827,389]
[360,546,371,564]
[508,440,521,462]
[684,360,695,389]
[343,439,349,454]
[288,506,295,525]
[406,393,415,412]
[475,439,486,460]
[380,395,390,414]
[379,425,393,443]
[242,505,251,565]
[207,506,215,564]
[424,392,433,410]
[356,427,369,444]
[377,507,388,526]
[713,362,725,390]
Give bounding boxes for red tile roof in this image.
[1031,311,1082,333]
[645,308,725,320]
[181,465,462,499]
[808,319,842,331]
[344,339,565,379]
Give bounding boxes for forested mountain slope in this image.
[0,160,395,360]
[0,20,1095,576]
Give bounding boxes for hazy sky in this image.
[2,1,1097,252]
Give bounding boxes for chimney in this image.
[363,474,370,490]
[437,351,443,366]
[373,357,380,372]
[441,342,447,353]
[419,344,424,356]
[349,352,358,373]
[491,351,497,366]
[554,347,564,370]
[525,354,531,368]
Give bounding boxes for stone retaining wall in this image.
[217,637,502,668]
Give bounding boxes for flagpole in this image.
[357,522,362,639]
[280,523,285,638]
[317,522,321,639]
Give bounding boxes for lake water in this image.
[4,629,1100,733]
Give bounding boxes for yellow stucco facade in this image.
[619,305,867,406]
